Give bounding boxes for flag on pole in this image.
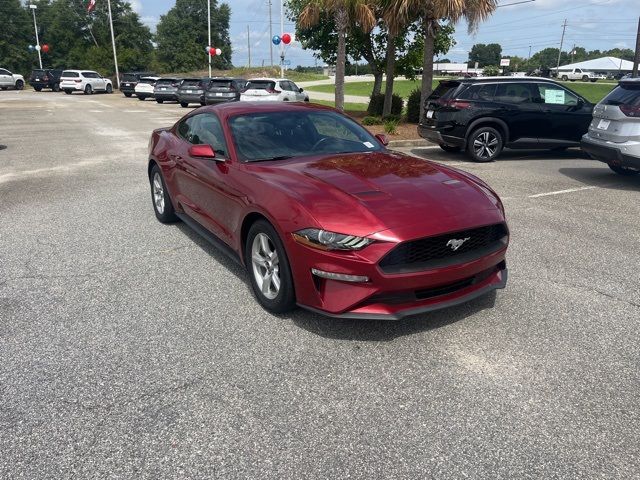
[87,0,96,13]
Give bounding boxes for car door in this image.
[173,113,241,243]
[0,69,11,87]
[493,82,545,145]
[289,81,304,101]
[535,82,593,144]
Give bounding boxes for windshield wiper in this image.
[252,155,294,162]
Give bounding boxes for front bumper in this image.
[581,135,640,170]
[418,124,465,148]
[287,229,508,320]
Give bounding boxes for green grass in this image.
[308,78,616,104]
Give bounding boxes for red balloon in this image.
[209,48,216,56]
[42,44,50,53]
[281,33,291,45]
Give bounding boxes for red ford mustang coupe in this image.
[147,102,509,320]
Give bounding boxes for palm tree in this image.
[396,0,498,120]
[299,0,376,111]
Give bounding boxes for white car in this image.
[0,68,25,90]
[557,68,605,83]
[240,78,309,102]
[60,70,113,95]
[134,77,161,101]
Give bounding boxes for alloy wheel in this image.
[251,233,281,300]
[152,172,165,214]
[473,131,499,160]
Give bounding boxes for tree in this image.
[156,0,231,73]
[396,0,498,122]
[0,0,32,74]
[299,0,376,111]
[468,43,501,67]
[529,47,567,69]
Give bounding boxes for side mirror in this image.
[375,133,389,146]
[299,88,304,93]
[189,144,216,159]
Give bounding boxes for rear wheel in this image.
[467,126,503,162]
[84,84,93,95]
[245,220,296,314]
[590,79,598,83]
[64,90,72,95]
[180,102,188,108]
[138,96,146,101]
[34,86,42,92]
[609,164,640,176]
[106,84,113,94]
[561,75,568,81]
[52,83,60,92]
[15,80,24,90]
[439,144,462,153]
[582,75,589,82]
[124,92,132,97]
[200,102,206,106]
[149,165,178,223]
[156,99,164,104]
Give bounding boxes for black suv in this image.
[120,72,155,97]
[29,69,63,92]
[419,77,594,161]
[204,77,247,105]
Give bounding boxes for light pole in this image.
[280,0,284,78]
[208,0,212,77]
[29,4,42,69]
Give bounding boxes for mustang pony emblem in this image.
[446,237,471,251]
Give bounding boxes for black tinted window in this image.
[178,114,228,155]
[0,69,10,75]
[181,79,201,88]
[459,84,497,101]
[495,83,538,104]
[208,80,233,89]
[246,81,275,90]
[122,74,138,81]
[602,83,640,106]
[156,79,176,86]
[62,71,79,77]
[429,81,460,100]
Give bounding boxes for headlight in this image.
[292,228,373,251]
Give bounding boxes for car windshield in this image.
[228,110,383,162]
[61,71,79,78]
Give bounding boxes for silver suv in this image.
[581,78,640,176]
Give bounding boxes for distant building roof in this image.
[554,56,633,71]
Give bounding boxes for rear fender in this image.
[465,117,510,148]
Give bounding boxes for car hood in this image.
[252,151,504,237]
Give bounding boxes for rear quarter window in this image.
[429,82,461,100]
[459,84,497,101]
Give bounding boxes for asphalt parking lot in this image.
[1,90,639,479]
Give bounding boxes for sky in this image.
[132,0,639,67]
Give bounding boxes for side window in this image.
[495,83,538,104]
[290,81,300,92]
[575,69,581,74]
[460,84,497,101]
[0,69,9,75]
[183,114,229,156]
[537,84,579,106]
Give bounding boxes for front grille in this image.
[379,223,508,274]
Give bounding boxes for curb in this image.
[387,139,434,148]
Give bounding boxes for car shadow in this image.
[408,147,590,163]
[175,222,499,341]
[558,166,640,192]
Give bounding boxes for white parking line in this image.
[528,186,597,198]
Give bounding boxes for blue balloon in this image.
[272,35,281,45]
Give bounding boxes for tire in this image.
[156,99,164,104]
[304,97,310,102]
[15,80,24,90]
[439,144,462,153]
[84,84,93,95]
[561,75,568,81]
[245,220,296,314]
[64,90,72,95]
[52,83,60,92]
[34,86,42,92]
[608,164,640,176]
[138,96,146,101]
[149,165,178,223]
[467,126,504,162]
[200,102,206,106]
[591,79,597,83]
[124,92,132,97]
[180,102,188,108]
[582,75,589,82]
[106,84,113,94]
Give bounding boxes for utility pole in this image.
[528,45,532,60]
[280,0,285,78]
[29,4,42,69]
[107,0,120,89]
[571,44,576,63]
[633,16,640,78]
[247,25,251,68]
[207,0,212,77]
[268,0,274,67]
[556,19,567,73]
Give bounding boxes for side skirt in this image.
[175,212,243,267]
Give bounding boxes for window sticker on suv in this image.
[544,89,565,104]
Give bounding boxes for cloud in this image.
[129,0,142,14]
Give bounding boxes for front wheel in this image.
[439,144,462,153]
[245,221,296,314]
[582,75,589,82]
[34,86,42,92]
[156,99,164,104]
[138,96,146,101]
[149,165,178,223]
[467,126,503,162]
[180,102,188,108]
[15,80,24,90]
[124,92,132,97]
[590,79,598,83]
[609,164,640,176]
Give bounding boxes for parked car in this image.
[147,102,509,319]
[240,78,309,102]
[120,71,156,97]
[153,78,182,103]
[204,77,247,105]
[418,77,594,162]
[29,69,63,92]
[59,70,113,95]
[134,76,160,101]
[581,77,640,176]
[557,68,604,82]
[177,78,209,107]
[0,68,25,90]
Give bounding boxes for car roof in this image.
[451,76,563,84]
[620,77,640,85]
[246,78,291,82]
[196,101,334,121]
